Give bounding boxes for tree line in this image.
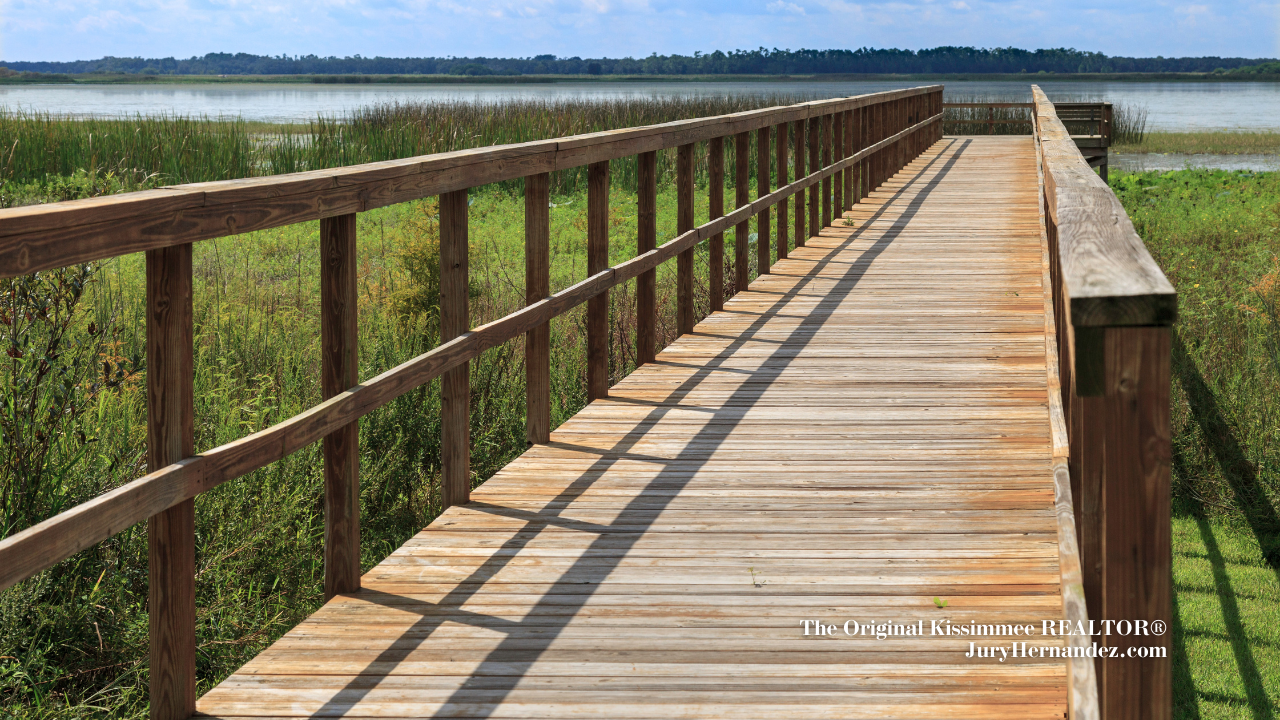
[2,47,1271,76]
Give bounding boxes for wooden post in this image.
[822,113,832,228]
[146,243,195,720]
[832,111,843,220]
[808,116,819,240]
[440,188,470,509]
[734,131,750,293]
[775,122,788,260]
[794,119,806,248]
[859,106,868,202]
[989,105,995,135]
[708,137,725,312]
[636,153,657,366]
[1071,328,1173,720]
[843,109,855,212]
[525,173,550,444]
[757,126,771,275]
[587,161,610,402]
[320,213,360,600]
[677,143,695,335]
[850,108,862,207]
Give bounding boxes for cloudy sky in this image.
[2,0,1275,62]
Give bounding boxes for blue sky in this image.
[2,0,1276,62]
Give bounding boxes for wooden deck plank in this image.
[197,136,1066,718]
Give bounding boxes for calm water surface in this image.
[1,80,1277,130]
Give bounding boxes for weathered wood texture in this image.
[757,126,772,275]
[775,122,789,260]
[709,137,726,312]
[146,243,196,720]
[677,143,696,334]
[635,155,657,366]
[525,173,551,444]
[1035,88,1170,720]
[440,189,471,508]
[734,131,751,293]
[320,214,361,599]
[1032,87,1175,331]
[0,109,944,597]
[793,119,806,248]
[587,161,610,402]
[198,136,1068,720]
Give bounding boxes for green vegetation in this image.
[0,98,786,717]
[1115,132,1280,155]
[1113,168,1280,717]
[0,95,811,199]
[2,47,1266,77]
[1172,516,1280,719]
[2,101,1278,718]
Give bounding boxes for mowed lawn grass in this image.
[1173,517,1280,719]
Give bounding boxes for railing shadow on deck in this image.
[310,138,972,719]
[0,85,945,720]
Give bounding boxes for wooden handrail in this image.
[0,87,939,279]
[0,98,941,591]
[1033,85,1173,720]
[4,87,944,719]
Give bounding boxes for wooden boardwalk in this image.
[197,136,1068,719]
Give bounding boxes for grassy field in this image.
[1113,168,1280,718]
[2,103,1279,717]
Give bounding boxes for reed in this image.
[0,94,822,198]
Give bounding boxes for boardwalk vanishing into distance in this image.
[195,136,1069,718]
[0,88,1175,720]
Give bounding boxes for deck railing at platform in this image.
[1033,85,1176,720]
[0,86,944,720]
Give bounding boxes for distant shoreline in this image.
[3,72,1280,85]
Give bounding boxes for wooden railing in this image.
[0,86,944,720]
[1033,85,1176,720]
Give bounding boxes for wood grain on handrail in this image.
[0,87,940,279]
[1032,85,1175,329]
[0,110,942,592]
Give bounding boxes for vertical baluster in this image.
[677,143,695,334]
[146,243,195,720]
[808,116,819,239]
[636,153,657,366]
[320,213,360,599]
[859,105,868,203]
[525,173,550,444]
[832,111,843,221]
[843,109,854,212]
[708,137,725,312]
[822,113,832,228]
[734,131,750,293]
[587,161,610,402]
[775,122,789,261]
[756,126,771,275]
[793,119,806,248]
[440,189,470,508]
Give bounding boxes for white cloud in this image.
[0,0,1274,62]
[766,0,805,14]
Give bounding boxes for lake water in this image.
[1,80,1278,131]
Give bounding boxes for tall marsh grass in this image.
[0,94,822,198]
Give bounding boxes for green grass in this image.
[3,109,1280,717]
[1172,516,1280,719]
[0,166,769,716]
[1113,168,1280,718]
[0,95,817,197]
